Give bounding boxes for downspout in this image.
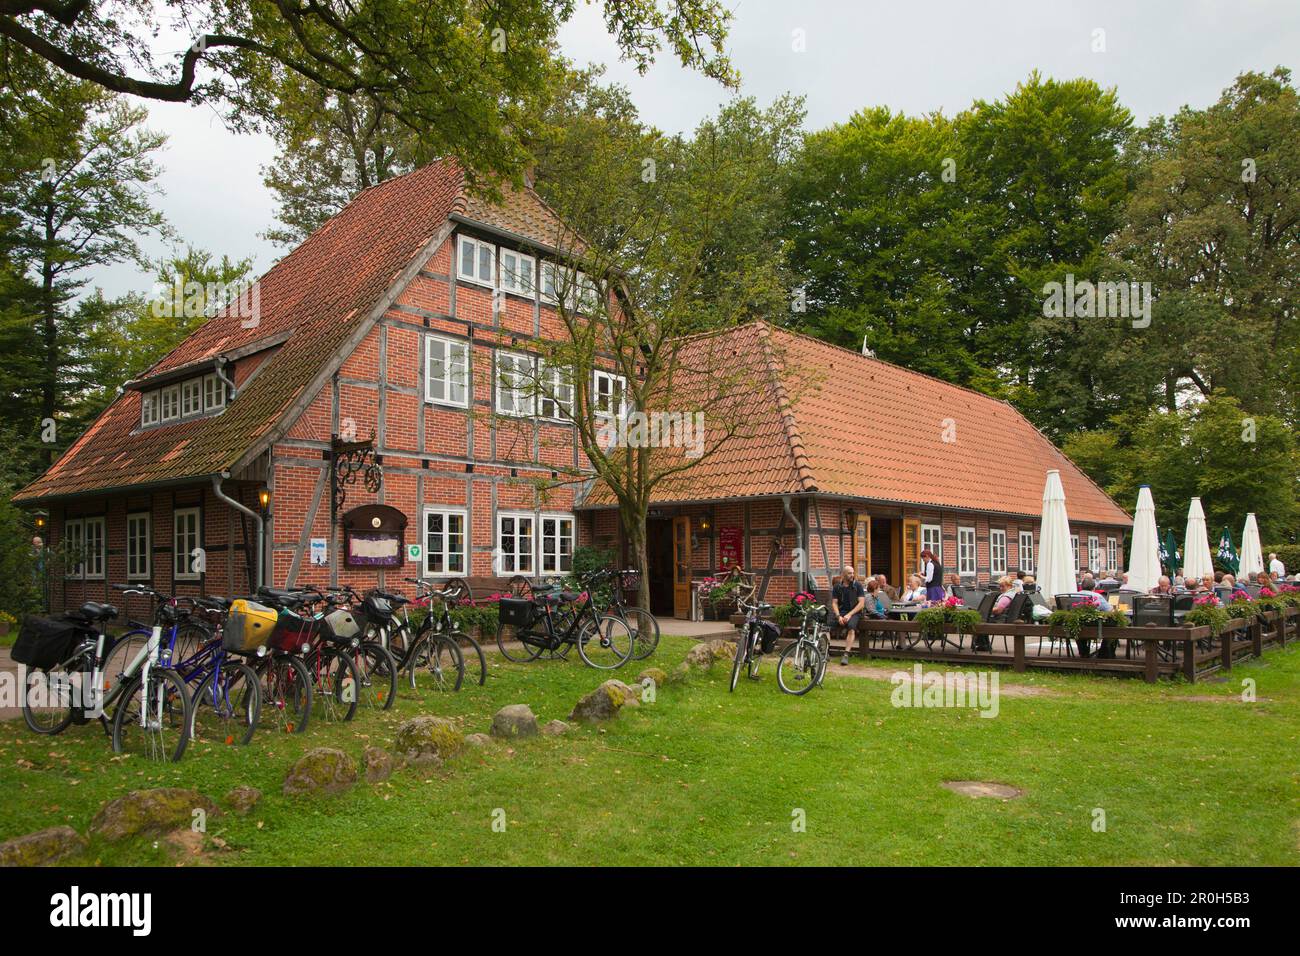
[782,495,806,594]
[213,474,263,589]
[215,355,238,400]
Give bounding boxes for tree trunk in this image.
[620,500,652,614]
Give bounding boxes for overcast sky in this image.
[92,0,1300,301]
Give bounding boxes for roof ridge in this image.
[756,323,817,493]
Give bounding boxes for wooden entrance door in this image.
[672,515,692,618]
[852,515,871,579]
[901,519,921,584]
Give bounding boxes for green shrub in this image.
[1261,544,1300,573]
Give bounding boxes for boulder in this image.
[90,788,220,842]
[683,643,716,667]
[364,746,394,783]
[394,715,465,762]
[224,786,262,815]
[490,704,540,739]
[636,667,667,688]
[464,733,493,747]
[569,679,636,722]
[0,826,86,866]
[705,638,738,661]
[667,662,692,685]
[282,747,358,796]
[541,719,570,736]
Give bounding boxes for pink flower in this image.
[1260,587,1277,598]
[1193,594,1220,607]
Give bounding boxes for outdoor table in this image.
[885,602,964,652]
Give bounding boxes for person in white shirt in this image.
[1269,553,1286,580]
[901,574,927,602]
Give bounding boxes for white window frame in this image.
[160,384,181,422]
[457,234,495,288]
[921,524,942,564]
[181,378,202,417]
[1071,535,1080,575]
[957,526,976,576]
[539,361,574,421]
[539,260,559,304]
[80,517,105,580]
[495,351,534,417]
[1106,537,1118,573]
[425,335,469,408]
[203,373,227,412]
[64,518,84,577]
[423,507,468,577]
[1088,535,1101,573]
[1019,530,1035,573]
[127,512,151,580]
[497,512,535,574]
[174,507,201,581]
[990,528,1007,575]
[540,514,575,574]
[140,390,160,427]
[593,369,628,421]
[500,248,536,297]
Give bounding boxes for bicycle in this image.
[325,587,399,711]
[20,586,193,762]
[258,586,362,723]
[496,587,635,669]
[391,578,485,691]
[172,597,263,746]
[730,596,779,693]
[567,568,660,661]
[776,602,830,695]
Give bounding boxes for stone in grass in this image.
[569,679,637,722]
[90,788,221,842]
[705,639,738,661]
[364,746,394,784]
[283,747,358,797]
[464,733,493,747]
[683,643,716,668]
[667,662,692,685]
[224,785,262,815]
[542,719,570,736]
[636,667,667,688]
[0,826,86,866]
[394,715,466,763]
[491,704,539,739]
[941,780,1023,800]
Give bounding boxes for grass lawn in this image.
[1,634,1297,866]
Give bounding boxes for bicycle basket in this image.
[320,608,362,644]
[222,599,278,653]
[12,616,83,670]
[498,597,536,628]
[268,608,310,653]
[619,569,641,592]
[360,594,394,624]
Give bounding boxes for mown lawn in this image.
[1,634,1297,866]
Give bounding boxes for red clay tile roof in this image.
[15,160,477,502]
[582,322,1130,527]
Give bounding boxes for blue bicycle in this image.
[171,597,263,747]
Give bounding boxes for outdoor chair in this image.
[983,592,1026,653]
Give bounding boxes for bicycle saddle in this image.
[201,595,232,610]
[70,601,117,622]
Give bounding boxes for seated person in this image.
[875,574,898,602]
[831,565,866,666]
[991,575,1018,616]
[1195,574,1215,593]
[1098,569,1120,588]
[1076,574,1113,611]
[1150,576,1174,595]
[901,574,928,602]
[864,578,889,618]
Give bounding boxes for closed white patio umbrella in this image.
[1182,497,1214,581]
[1037,470,1077,599]
[1126,485,1161,593]
[1239,513,1264,579]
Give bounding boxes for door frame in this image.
[672,515,692,619]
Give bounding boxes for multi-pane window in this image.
[457,235,495,287]
[990,529,1007,575]
[957,526,976,576]
[127,512,151,579]
[1019,531,1035,573]
[921,524,942,563]
[160,385,181,421]
[1088,535,1101,573]
[203,373,227,411]
[540,515,575,574]
[497,513,534,574]
[1071,535,1080,575]
[64,519,84,576]
[539,362,574,421]
[539,261,559,304]
[495,351,534,417]
[500,249,535,297]
[174,507,201,581]
[181,378,203,417]
[64,517,104,578]
[426,336,469,407]
[1107,537,1118,573]
[593,370,627,420]
[423,508,467,576]
[140,390,160,427]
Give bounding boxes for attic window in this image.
[139,372,231,429]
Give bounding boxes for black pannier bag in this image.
[498,597,535,628]
[758,619,781,654]
[360,594,393,624]
[12,615,83,670]
[320,608,362,644]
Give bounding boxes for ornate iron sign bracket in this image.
[331,433,382,519]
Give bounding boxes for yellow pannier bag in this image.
[222,599,279,653]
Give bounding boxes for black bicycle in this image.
[776,602,830,695]
[730,596,780,692]
[496,587,635,669]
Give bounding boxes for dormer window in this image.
[139,372,232,429]
[457,235,495,287]
[203,373,228,411]
[181,378,202,417]
[160,385,180,421]
[141,391,160,427]
[501,249,535,297]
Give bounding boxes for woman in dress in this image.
[920,548,946,602]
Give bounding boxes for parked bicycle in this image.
[171,595,263,745]
[257,586,362,723]
[496,585,635,669]
[776,602,830,695]
[388,578,488,690]
[729,596,780,692]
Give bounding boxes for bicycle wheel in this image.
[384,621,413,670]
[508,575,533,598]
[815,632,830,686]
[729,629,749,692]
[111,667,191,763]
[459,632,487,685]
[356,642,398,709]
[100,630,149,700]
[576,615,634,669]
[624,607,661,660]
[317,647,360,722]
[777,640,819,696]
[262,654,311,734]
[409,633,465,692]
[22,666,77,735]
[497,621,544,663]
[190,661,261,745]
